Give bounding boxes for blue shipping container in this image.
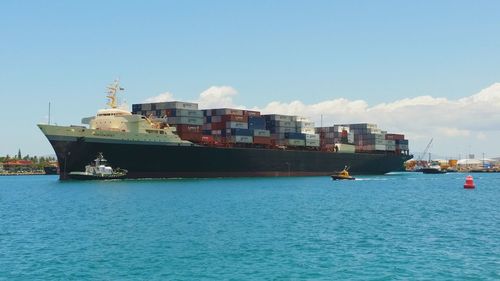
[285,132,306,140]
[248,116,266,129]
[222,128,253,137]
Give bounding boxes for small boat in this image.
[331,166,355,180]
[68,153,127,180]
[421,165,447,174]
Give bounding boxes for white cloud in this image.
[141,83,500,156]
[196,86,240,109]
[143,92,174,103]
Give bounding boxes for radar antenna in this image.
[106,79,124,109]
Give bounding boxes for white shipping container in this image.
[385,140,396,146]
[141,104,152,111]
[253,129,271,137]
[228,135,253,143]
[296,121,315,128]
[166,117,203,125]
[305,139,320,147]
[226,121,248,129]
[337,144,356,153]
[300,128,315,134]
[286,139,305,146]
[305,134,320,140]
[348,132,355,143]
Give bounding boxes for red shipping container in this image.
[221,115,248,123]
[254,136,272,145]
[210,122,226,130]
[243,110,261,117]
[385,134,404,140]
[176,124,202,133]
[178,132,202,142]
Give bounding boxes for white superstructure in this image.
[38,80,192,146]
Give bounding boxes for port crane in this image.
[416,138,433,167]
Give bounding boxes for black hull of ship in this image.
[48,139,411,180]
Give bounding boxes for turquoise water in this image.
[0,173,498,280]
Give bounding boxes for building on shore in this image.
[1,160,34,173]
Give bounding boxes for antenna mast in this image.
[106,80,124,109]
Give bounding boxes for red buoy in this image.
[464,175,475,189]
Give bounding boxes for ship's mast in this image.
[106,80,124,109]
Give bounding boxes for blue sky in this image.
[1,1,499,158]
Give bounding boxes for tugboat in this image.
[331,166,355,180]
[68,153,127,180]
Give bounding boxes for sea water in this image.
[0,173,498,280]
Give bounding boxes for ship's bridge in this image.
[96,108,132,117]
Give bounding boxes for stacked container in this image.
[132,101,203,142]
[263,115,320,148]
[386,134,409,154]
[132,102,408,153]
[315,125,354,145]
[202,108,271,145]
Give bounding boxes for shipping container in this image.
[296,121,315,128]
[176,124,202,133]
[227,135,253,144]
[221,115,248,123]
[253,136,272,145]
[266,120,297,128]
[214,108,244,116]
[305,139,320,147]
[177,132,202,142]
[253,129,271,137]
[163,101,198,110]
[210,122,225,130]
[203,109,213,116]
[270,133,286,140]
[226,121,248,129]
[299,128,315,134]
[243,110,261,116]
[263,114,297,122]
[395,139,409,145]
[385,134,405,140]
[164,109,203,118]
[304,134,320,140]
[165,117,203,125]
[337,144,356,153]
[223,128,253,137]
[286,139,305,146]
[285,132,306,140]
[248,116,266,130]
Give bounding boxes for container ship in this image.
[38,81,412,180]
